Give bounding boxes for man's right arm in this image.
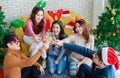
[63,43,94,59]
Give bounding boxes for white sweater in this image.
[62,33,94,66]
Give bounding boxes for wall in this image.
[92,0,110,29]
[0,0,93,25]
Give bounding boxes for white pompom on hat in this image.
[102,47,119,70]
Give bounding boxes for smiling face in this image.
[75,23,83,35]
[35,10,44,24]
[30,6,44,25]
[52,23,61,36]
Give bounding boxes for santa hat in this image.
[62,10,70,17]
[65,21,75,29]
[102,47,119,70]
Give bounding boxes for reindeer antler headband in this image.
[47,9,63,21]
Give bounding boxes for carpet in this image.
[39,68,72,78]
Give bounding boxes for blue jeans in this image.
[77,64,92,78]
[48,54,67,74]
[69,58,78,76]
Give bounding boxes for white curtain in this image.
[91,0,105,29]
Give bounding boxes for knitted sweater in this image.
[63,43,116,78]
[62,34,94,66]
[24,19,46,37]
[45,32,66,61]
[3,48,42,78]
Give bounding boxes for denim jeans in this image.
[21,66,40,78]
[69,58,79,76]
[48,54,67,74]
[77,64,92,78]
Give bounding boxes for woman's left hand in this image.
[34,36,41,42]
[39,66,45,75]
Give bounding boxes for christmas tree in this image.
[94,0,120,51]
[0,6,9,64]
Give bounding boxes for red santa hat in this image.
[62,10,70,17]
[102,47,119,70]
[65,21,75,29]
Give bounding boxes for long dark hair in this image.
[73,19,89,44]
[50,20,67,40]
[30,6,44,34]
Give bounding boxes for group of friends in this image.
[3,6,119,78]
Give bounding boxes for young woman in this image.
[23,6,48,68]
[56,19,94,77]
[45,20,67,74]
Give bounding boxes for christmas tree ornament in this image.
[113,33,116,36]
[112,9,116,15]
[111,17,114,21]
[106,5,112,11]
[101,41,108,47]
[108,32,110,35]
[98,36,101,39]
[116,29,119,34]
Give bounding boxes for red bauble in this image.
[108,32,110,35]
[116,29,119,34]
[0,6,2,11]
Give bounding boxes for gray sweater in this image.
[45,32,66,62]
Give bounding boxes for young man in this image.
[3,33,49,78]
[55,41,119,78]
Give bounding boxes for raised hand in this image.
[34,36,41,42]
[53,40,63,46]
[41,38,51,51]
